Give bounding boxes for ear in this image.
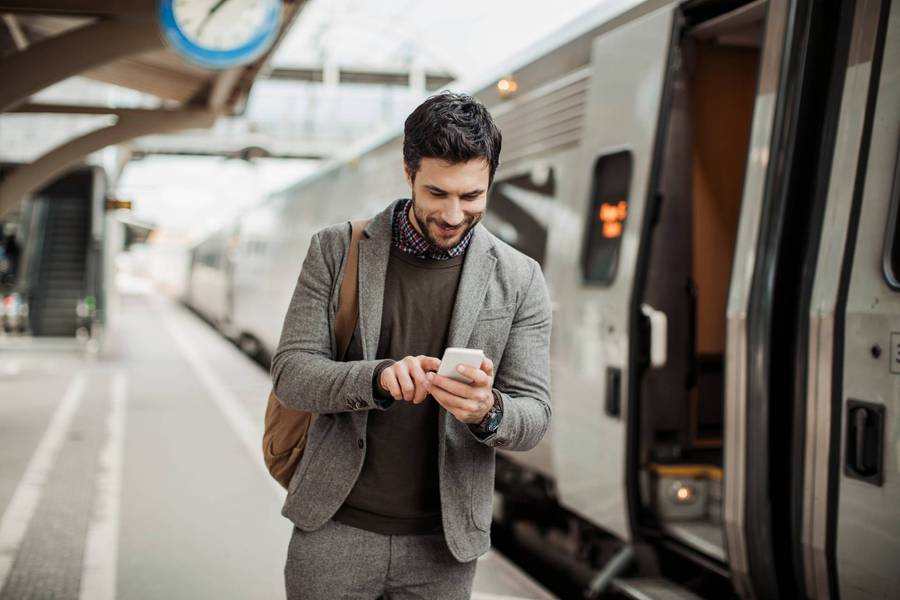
[403,164,414,187]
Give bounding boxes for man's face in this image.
[404,157,490,250]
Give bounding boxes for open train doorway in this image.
[635,1,764,566]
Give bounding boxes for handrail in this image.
[17,196,48,307]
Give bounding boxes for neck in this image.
[407,201,426,239]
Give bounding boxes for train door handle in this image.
[853,408,869,474]
[640,303,668,368]
[844,399,884,486]
[605,366,621,418]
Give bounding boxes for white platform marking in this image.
[79,370,126,600]
[0,372,88,589]
[158,305,285,499]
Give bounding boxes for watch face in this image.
[159,0,281,70]
[485,408,502,432]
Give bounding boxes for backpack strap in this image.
[334,219,370,360]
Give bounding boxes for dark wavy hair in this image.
[403,91,502,186]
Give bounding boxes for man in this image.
[271,91,552,599]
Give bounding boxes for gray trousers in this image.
[284,519,478,599]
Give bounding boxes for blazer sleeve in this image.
[270,231,394,413]
[468,260,552,450]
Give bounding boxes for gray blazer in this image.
[270,199,552,562]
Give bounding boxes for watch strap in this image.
[476,390,503,432]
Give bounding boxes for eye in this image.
[430,190,447,197]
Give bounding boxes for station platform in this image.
[0,282,557,599]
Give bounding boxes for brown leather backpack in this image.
[262,219,370,489]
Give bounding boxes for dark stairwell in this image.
[28,195,90,337]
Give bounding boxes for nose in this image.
[442,199,464,226]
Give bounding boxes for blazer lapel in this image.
[440,223,496,444]
[356,201,396,360]
[445,223,497,350]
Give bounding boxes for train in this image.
[183,0,900,597]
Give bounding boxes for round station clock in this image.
[158,0,282,70]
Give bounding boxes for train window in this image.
[581,151,632,285]
[484,167,555,266]
[882,137,900,291]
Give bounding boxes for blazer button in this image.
[357,438,365,449]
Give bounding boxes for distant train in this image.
[184,0,900,597]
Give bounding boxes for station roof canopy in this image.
[0,0,306,219]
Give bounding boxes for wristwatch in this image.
[475,390,504,434]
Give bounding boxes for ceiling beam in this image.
[0,1,155,19]
[1,14,29,49]
[0,108,218,218]
[11,102,175,116]
[0,18,163,112]
[265,65,456,90]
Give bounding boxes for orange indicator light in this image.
[598,199,627,238]
[602,221,622,238]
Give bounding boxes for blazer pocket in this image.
[470,446,496,532]
[476,303,514,322]
[288,416,335,495]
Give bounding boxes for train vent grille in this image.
[492,67,590,164]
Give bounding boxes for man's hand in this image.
[379,355,441,403]
[426,357,495,424]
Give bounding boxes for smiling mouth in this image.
[436,224,462,237]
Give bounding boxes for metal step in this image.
[45,263,86,272]
[611,578,704,600]
[45,257,86,265]
[46,235,86,243]
[31,311,79,321]
[32,294,82,305]
[46,241,87,248]
[33,312,77,323]
[31,299,78,317]
[33,297,82,307]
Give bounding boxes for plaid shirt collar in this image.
[391,198,473,260]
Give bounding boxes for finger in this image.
[395,364,416,402]
[429,390,462,421]
[456,364,490,387]
[382,369,402,401]
[428,372,474,398]
[480,357,494,377]
[418,355,442,372]
[408,362,430,404]
[429,385,480,415]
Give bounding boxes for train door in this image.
[635,0,767,579]
[548,3,678,544]
[631,0,853,596]
[631,1,780,594]
[802,1,900,598]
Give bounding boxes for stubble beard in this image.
[410,191,481,250]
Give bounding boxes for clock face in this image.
[159,0,281,70]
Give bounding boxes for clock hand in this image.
[197,0,232,37]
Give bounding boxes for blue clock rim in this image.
[158,0,281,69]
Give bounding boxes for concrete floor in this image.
[0,286,556,600]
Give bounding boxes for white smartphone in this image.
[437,347,485,383]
